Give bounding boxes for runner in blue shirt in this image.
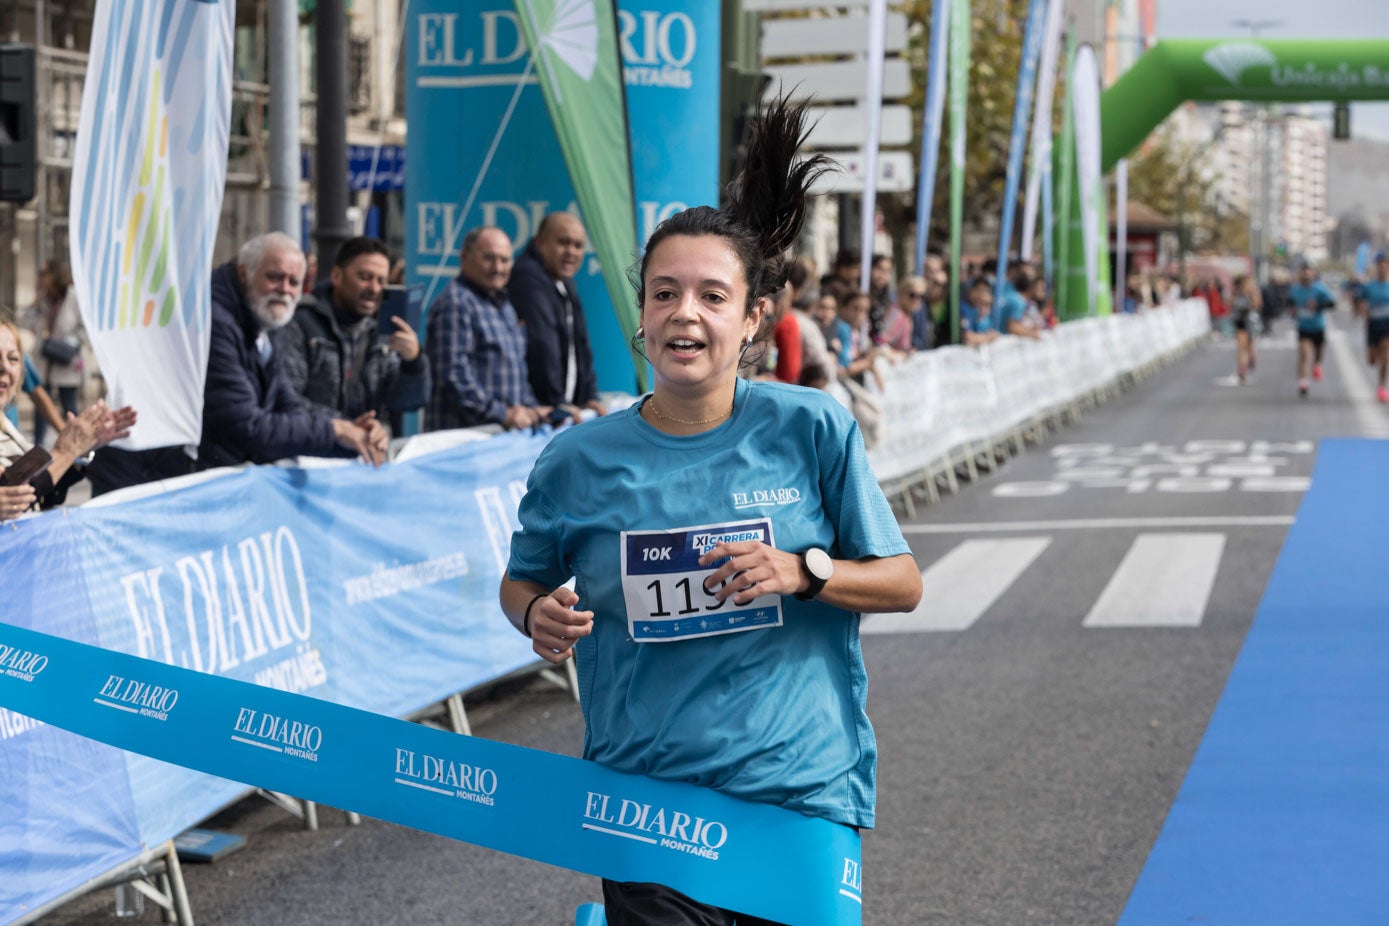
[499,97,922,925]
[1285,262,1336,398]
[1357,252,1389,403]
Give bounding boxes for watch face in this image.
[805,547,834,581]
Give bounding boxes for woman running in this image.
[499,97,922,925]
[1230,274,1261,384]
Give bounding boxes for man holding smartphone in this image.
[274,236,429,430]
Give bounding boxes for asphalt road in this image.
[37,314,1387,926]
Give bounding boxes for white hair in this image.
[238,232,304,278]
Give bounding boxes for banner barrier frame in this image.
[1,303,1212,924]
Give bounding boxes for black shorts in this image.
[601,881,787,926]
[1297,329,1325,348]
[1368,319,1389,347]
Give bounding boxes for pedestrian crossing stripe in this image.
[863,538,1051,634]
[863,533,1228,634]
[1083,533,1225,627]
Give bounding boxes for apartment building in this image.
[0,0,408,316]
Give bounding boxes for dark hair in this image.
[38,259,72,300]
[836,288,869,310]
[787,258,810,292]
[798,361,830,389]
[636,97,832,319]
[334,236,390,269]
[819,276,850,302]
[967,276,992,292]
[834,248,862,270]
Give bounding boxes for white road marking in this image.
[864,538,1051,634]
[1082,533,1226,628]
[901,516,1294,534]
[1325,327,1389,438]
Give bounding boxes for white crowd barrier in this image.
[1,301,1209,925]
[866,300,1211,500]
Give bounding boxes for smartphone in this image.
[0,445,53,487]
[379,284,424,337]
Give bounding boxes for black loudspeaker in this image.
[0,43,36,204]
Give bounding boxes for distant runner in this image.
[1358,252,1389,403]
[1230,273,1261,385]
[1285,262,1335,398]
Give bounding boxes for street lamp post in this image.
[1231,19,1284,284]
[1177,122,1230,287]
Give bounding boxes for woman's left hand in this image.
[94,404,137,448]
[698,541,806,606]
[53,401,137,458]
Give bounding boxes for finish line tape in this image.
[0,623,861,924]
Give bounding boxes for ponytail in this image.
[636,95,833,316]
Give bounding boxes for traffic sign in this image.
[764,59,911,104]
[760,12,908,58]
[803,104,913,149]
[809,150,916,194]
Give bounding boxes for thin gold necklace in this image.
[646,395,734,425]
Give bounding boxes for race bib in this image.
[620,519,783,643]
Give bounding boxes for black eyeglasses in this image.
[903,291,927,300]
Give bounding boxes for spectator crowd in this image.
[6,213,1277,511]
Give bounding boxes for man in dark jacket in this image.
[508,213,605,415]
[198,232,385,469]
[273,236,428,429]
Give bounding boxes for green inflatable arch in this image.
[1101,39,1389,171]
[1055,39,1389,319]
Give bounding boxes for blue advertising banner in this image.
[349,144,406,191]
[0,623,862,925]
[406,1,720,394]
[994,0,1047,309]
[913,0,951,273]
[0,432,549,921]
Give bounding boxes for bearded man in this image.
[198,232,385,469]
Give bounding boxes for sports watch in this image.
[795,548,834,600]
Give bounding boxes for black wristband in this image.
[522,594,546,638]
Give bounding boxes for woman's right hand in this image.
[0,483,37,521]
[529,587,594,665]
[52,400,111,459]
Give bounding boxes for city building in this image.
[0,0,408,317]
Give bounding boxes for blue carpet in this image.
[1118,439,1389,925]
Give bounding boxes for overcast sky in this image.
[1154,0,1389,140]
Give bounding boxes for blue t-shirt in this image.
[507,378,911,829]
[961,301,995,335]
[1287,281,1335,331]
[831,318,854,368]
[4,357,43,428]
[1362,280,1389,321]
[994,281,1026,331]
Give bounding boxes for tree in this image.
[884,0,1037,273]
[1125,122,1249,260]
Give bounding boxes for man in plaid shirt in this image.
[425,227,552,431]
